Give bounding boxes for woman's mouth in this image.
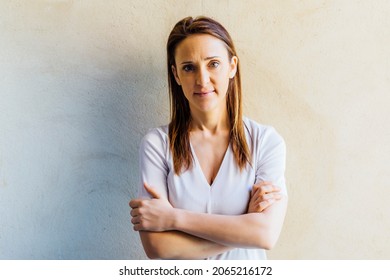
[194,90,214,97]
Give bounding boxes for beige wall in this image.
[0,0,389,259]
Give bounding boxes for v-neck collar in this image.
[189,142,231,188]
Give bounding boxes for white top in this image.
[138,117,287,260]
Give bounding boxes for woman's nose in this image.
[196,67,210,86]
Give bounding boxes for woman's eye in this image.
[210,61,220,68]
[182,65,194,72]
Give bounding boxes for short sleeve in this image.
[138,128,169,199]
[255,127,287,196]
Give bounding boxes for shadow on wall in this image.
[31,46,167,259]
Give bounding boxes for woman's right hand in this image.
[129,183,175,232]
[247,181,282,213]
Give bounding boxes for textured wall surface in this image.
[1,0,389,259]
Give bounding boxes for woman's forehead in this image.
[174,34,229,62]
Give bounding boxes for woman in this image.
[129,16,287,260]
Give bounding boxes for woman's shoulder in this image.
[243,117,285,146]
[140,124,169,147]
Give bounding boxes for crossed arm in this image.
[129,182,287,259]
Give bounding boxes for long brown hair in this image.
[167,16,251,174]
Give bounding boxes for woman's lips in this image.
[194,90,214,96]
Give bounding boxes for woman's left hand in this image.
[247,181,282,213]
[129,183,175,232]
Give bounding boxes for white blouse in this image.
[138,117,287,259]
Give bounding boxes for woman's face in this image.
[172,34,237,116]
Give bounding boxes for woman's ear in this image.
[171,65,181,85]
[229,56,238,79]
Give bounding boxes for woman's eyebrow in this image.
[180,56,221,65]
[180,61,193,65]
[204,56,220,60]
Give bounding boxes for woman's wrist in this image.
[170,207,182,231]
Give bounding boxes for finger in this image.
[129,199,142,208]
[253,193,271,204]
[252,188,264,203]
[273,193,283,200]
[252,188,273,202]
[259,198,275,211]
[257,192,283,204]
[251,184,260,196]
[131,216,140,225]
[251,181,271,193]
[273,186,281,192]
[260,185,273,194]
[263,193,277,201]
[253,181,275,194]
[260,185,281,195]
[251,185,261,197]
[254,193,271,204]
[254,181,273,188]
[133,222,146,231]
[143,182,160,199]
[252,188,271,204]
[130,208,139,217]
[133,224,141,231]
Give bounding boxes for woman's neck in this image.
[190,107,230,134]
